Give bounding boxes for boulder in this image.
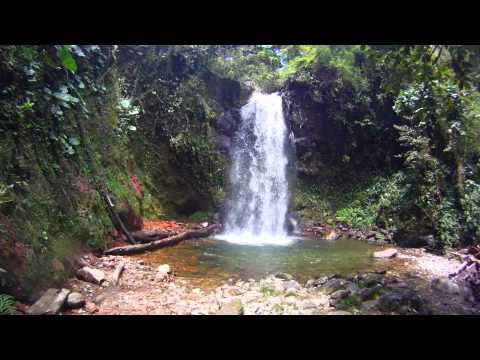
[322,278,348,294]
[373,248,398,259]
[76,267,106,285]
[216,300,243,315]
[65,292,85,309]
[377,288,423,313]
[330,289,350,300]
[357,284,383,301]
[27,288,70,315]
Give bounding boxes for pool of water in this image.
[137,237,386,290]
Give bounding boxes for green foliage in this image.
[0,294,16,315]
[189,211,213,222]
[335,173,408,227]
[57,45,77,73]
[208,45,283,91]
[462,179,480,243]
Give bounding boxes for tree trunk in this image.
[131,230,178,243]
[104,224,218,256]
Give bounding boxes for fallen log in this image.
[104,224,219,256]
[111,261,125,286]
[131,230,178,243]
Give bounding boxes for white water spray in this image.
[217,92,292,245]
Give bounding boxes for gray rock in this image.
[358,273,385,288]
[274,272,294,281]
[283,280,300,291]
[216,300,243,315]
[27,288,70,315]
[305,275,330,288]
[330,289,350,300]
[76,267,106,285]
[377,288,423,313]
[357,284,383,301]
[65,292,85,309]
[322,278,348,294]
[361,299,379,312]
[431,277,460,295]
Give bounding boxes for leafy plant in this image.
[0,294,16,315]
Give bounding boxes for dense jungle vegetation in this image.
[1,45,480,304]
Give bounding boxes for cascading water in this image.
[217,91,293,246]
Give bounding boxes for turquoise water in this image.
[139,237,384,290]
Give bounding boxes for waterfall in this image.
[217,91,292,245]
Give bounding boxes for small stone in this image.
[274,272,294,281]
[373,248,398,259]
[84,301,98,314]
[216,300,243,315]
[65,292,85,309]
[157,264,171,275]
[330,289,350,300]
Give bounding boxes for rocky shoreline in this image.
[18,244,480,315]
